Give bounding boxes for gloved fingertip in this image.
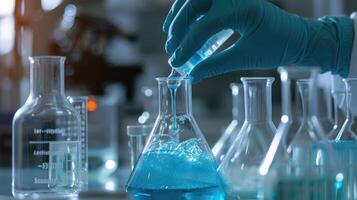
[168,56,175,67]
[168,47,183,67]
[165,39,175,54]
[162,11,173,33]
[163,20,170,33]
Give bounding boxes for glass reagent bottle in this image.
[12,56,82,198]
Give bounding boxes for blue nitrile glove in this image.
[163,0,354,83]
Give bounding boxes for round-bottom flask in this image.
[219,77,276,200]
[12,56,81,198]
[126,77,225,200]
[212,83,244,163]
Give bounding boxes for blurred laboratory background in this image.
[0,0,356,198]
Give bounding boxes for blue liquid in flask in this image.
[331,141,357,200]
[274,177,343,200]
[270,142,345,200]
[126,138,225,200]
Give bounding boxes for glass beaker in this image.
[219,77,276,200]
[126,77,225,200]
[212,83,244,163]
[126,125,153,170]
[258,67,344,200]
[330,78,357,200]
[12,56,82,198]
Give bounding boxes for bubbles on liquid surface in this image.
[128,138,220,189]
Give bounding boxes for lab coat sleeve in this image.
[349,13,357,77]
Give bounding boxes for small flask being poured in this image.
[170,30,234,77]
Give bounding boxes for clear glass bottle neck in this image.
[231,83,245,123]
[332,92,346,126]
[157,78,192,116]
[297,80,312,121]
[242,78,274,123]
[29,57,65,97]
[343,79,357,123]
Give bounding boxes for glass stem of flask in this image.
[242,78,274,123]
[297,81,310,123]
[231,83,245,123]
[169,87,179,135]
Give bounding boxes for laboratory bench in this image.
[0,168,133,200]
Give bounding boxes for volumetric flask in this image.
[219,77,276,200]
[126,77,225,200]
[330,78,357,200]
[212,83,244,163]
[126,125,152,170]
[258,66,344,200]
[12,56,82,198]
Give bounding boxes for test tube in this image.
[126,125,153,170]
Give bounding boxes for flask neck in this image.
[157,78,192,116]
[297,80,312,121]
[231,83,245,123]
[29,57,65,97]
[332,92,346,126]
[344,79,357,122]
[242,78,274,123]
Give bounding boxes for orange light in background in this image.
[87,96,97,112]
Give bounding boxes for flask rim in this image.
[155,77,192,82]
[127,125,153,137]
[29,56,66,63]
[240,77,275,83]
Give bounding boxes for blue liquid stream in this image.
[126,139,225,200]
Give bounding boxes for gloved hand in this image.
[163,0,354,83]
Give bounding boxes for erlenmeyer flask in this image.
[126,77,225,200]
[258,67,344,200]
[286,79,320,156]
[219,77,276,200]
[212,83,244,163]
[330,78,357,200]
